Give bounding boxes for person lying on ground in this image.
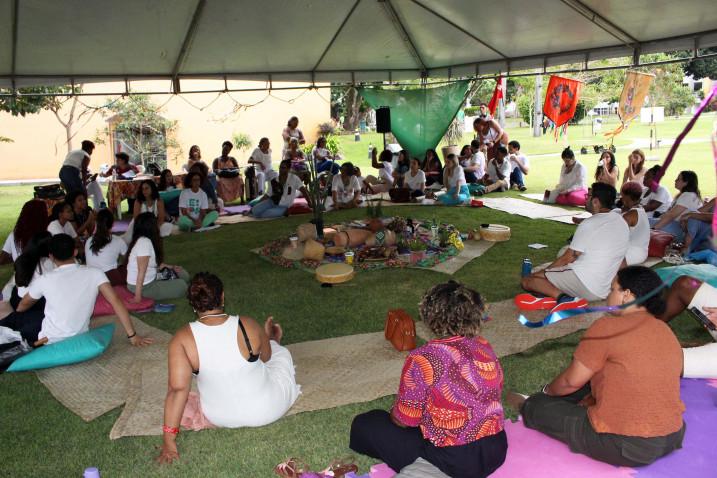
[620,181,650,266]
[126,213,190,302]
[507,140,530,191]
[156,272,299,464]
[508,266,685,468]
[331,162,362,209]
[640,165,672,218]
[363,148,394,195]
[1,199,49,266]
[178,172,219,232]
[0,233,152,347]
[437,154,470,206]
[544,147,588,206]
[521,183,629,312]
[250,160,310,218]
[649,170,702,242]
[350,281,507,478]
[86,209,127,286]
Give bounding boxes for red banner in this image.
[487,76,503,115]
[542,75,582,128]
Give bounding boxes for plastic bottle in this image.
[368,143,373,159]
[83,467,100,478]
[521,258,533,277]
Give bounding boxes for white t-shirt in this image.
[641,184,673,217]
[312,147,332,162]
[249,147,273,172]
[85,236,128,272]
[557,161,587,193]
[62,149,90,169]
[625,207,650,266]
[487,159,512,182]
[2,232,20,261]
[269,173,305,208]
[332,174,361,204]
[569,212,629,299]
[179,188,209,220]
[378,162,394,183]
[446,167,466,189]
[405,169,426,191]
[28,263,108,344]
[510,153,530,171]
[466,152,486,178]
[16,257,56,298]
[47,219,78,238]
[126,237,157,286]
[671,192,703,219]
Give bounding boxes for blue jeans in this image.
[464,171,479,184]
[316,160,340,174]
[59,165,84,194]
[649,217,685,242]
[687,219,714,253]
[439,185,470,206]
[251,199,288,218]
[510,166,525,188]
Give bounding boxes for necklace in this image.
[198,312,228,322]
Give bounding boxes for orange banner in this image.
[618,70,654,123]
[543,76,583,128]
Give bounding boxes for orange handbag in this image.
[384,309,417,351]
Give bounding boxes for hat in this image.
[115,152,130,161]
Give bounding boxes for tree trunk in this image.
[342,87,360,131]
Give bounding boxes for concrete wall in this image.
[0,79,330,180]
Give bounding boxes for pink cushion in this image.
[287,198,312,215]
[648,230,675,257]
[93,285,154,317]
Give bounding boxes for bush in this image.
[516,95,533,124]
[232,132,252,152]
[464,106,480,116]
[317,121,339,136]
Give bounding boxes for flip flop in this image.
[549,297,589,313]
[514,293,557,310]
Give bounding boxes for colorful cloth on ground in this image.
[391,336,505,447]
[542,76,582,128]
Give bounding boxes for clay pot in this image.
[303,239,326,261]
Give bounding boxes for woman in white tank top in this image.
[621,182,650,265]
[123,180,174,242]
[157,273,300,464]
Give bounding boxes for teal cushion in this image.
[656,264,717,288]
[7,324,115,372]
[159,189,182,203]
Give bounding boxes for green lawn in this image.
[1,117,715,477]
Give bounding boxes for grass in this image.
[1,117,715,477]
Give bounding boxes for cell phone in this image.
[690,307,716,331]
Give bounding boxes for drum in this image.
[479,224,511,242]
[315,263,355,284]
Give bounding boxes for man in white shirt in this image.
[483,146,512,194]
[463,140,486,183]
[508,140,530,192]
[247,138,276,198]
[0,234,152,347]
[520,183,629,312]
[641,165,672,218]
[59,140,94,195]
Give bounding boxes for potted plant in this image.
[408,239,428,264]
[365,197,384,232]
[440,116,464,162]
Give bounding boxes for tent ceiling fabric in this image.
[1,0,716,89]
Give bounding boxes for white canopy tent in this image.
[1,0,716,93]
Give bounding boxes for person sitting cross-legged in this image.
[177,172,219,232]
[250,160,310,218]
[520,183,629,312]
[508,266,685,468]
[437,154,470,206]
[350,281,507,478]
[331,162,362,210]
[481,146,511,194]
[620,181,650,266]
[544,147,588,206]
[507,140,530,191]
[0,233,153,347]
[156,272,299,464]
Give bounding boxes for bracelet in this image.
[127,332,137,339]
[162,425,180,435]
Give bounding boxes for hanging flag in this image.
[543,75,582,128]
[605,70,654,138]
[487,76,503,115]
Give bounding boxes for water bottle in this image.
[521,258,533,277]
[368,143,373,159]
[83,467,100,478]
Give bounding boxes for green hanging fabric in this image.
[359,80,471,160]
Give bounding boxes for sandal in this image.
[274,457,310,478]
[321,456,358,478]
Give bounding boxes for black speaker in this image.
[376,107,391,133]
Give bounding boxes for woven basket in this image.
[480,224,511,242]
[315,263,355,284]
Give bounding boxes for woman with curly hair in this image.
[350,281,507,478]
[508,266,685,467]
[156,272,300,464]
[1,199,50,266]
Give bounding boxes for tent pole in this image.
[171,0,207,94]
[379,0,427,74]
[312,0,361,72]
[10,0,19,94]
[559,0,638,48]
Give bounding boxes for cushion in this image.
[93,285,154,317]
[7,324,115,372]
[648,230,675,257]
[287,198,312,216]
[656,264,717,289]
